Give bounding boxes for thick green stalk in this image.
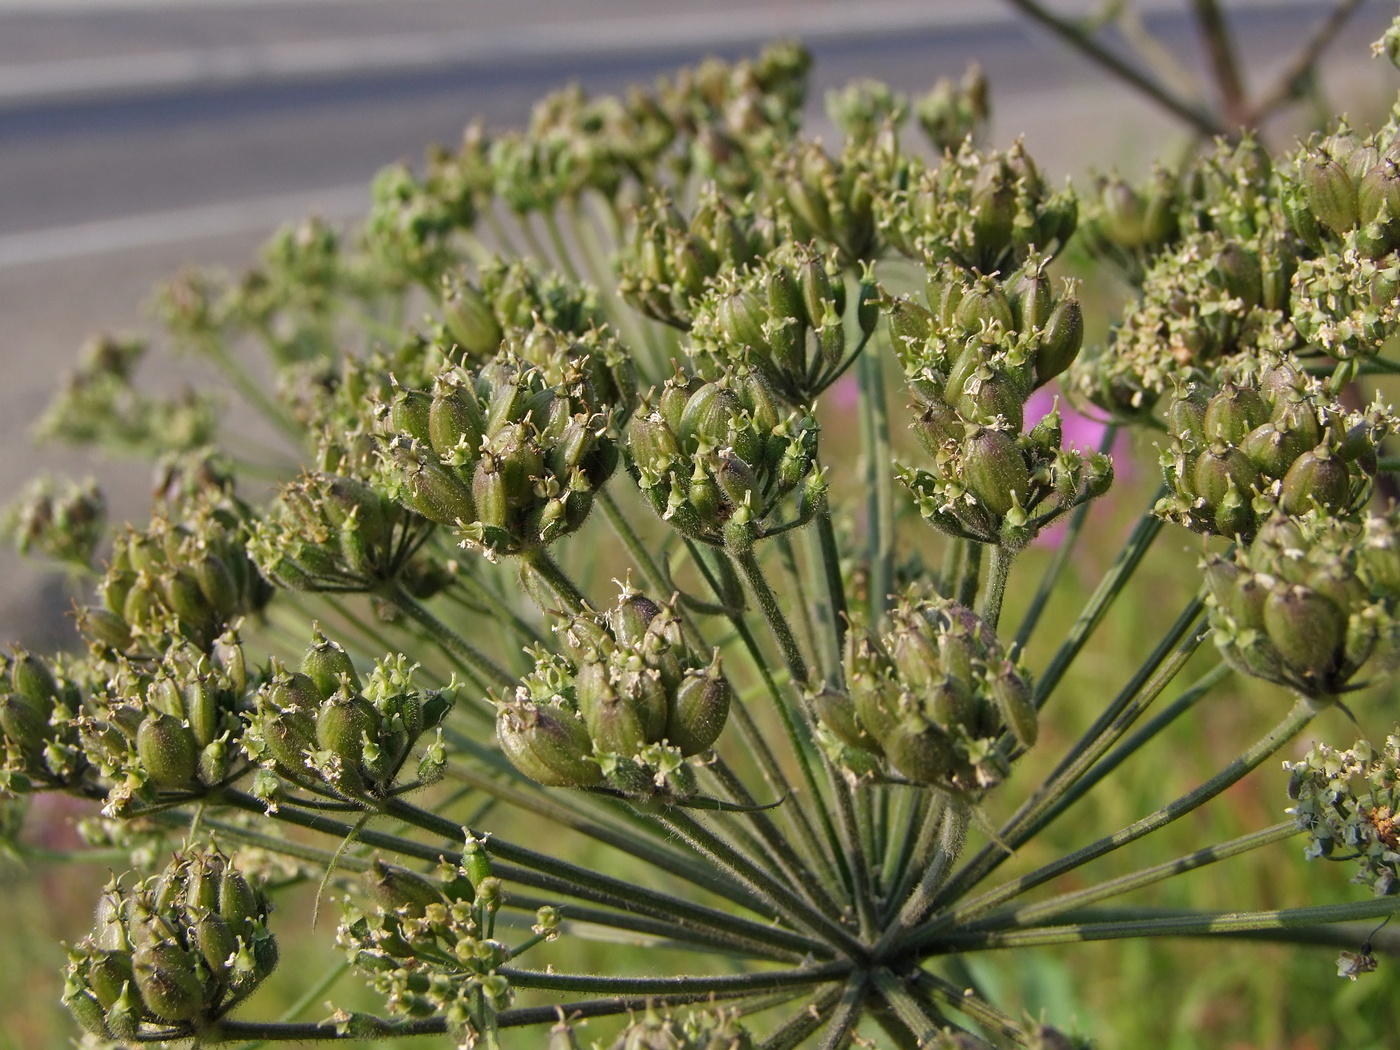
[973,821,1299,932]
[872,801,969,959]
[816,973,870,1050]
[1034,662,1232,832]
[520,548,590,615]
[956,541,982,609]
[910,969,1029,1044]
[218,790,829,960]
[980,544,1015,634]
[809,501,849,683]
[868,968,945,1048]
[912,696,1321,946]
[949,602,1210,901]
[442,761,772,909]
[1011,425,1114,654]
[501,960,852,995]
[857,349,896,620]
[759,985,845,1050]
[1032,492,1166,709]
[386,584,515,690]
[652,807,868,959]
[541,207,582,283]
[934,895,1400,951]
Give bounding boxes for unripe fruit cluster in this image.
[247,631,453,798]
[1285,729,1400,895]
[436,256,602,359]
[496,589,732,792]
[341,850,526,1030]
[626,371,820,550]
[252,469,430,593]
[688,245,878,405]
[0,648,84,793]
[1286,122,1400,257]
[815,590,1035,790]
[88,498,271,654]
[880,140,1077,276]
[64,847,276,1041]
[381,351,622,559]
[893,261,1110,548]
[914,63,989,154]
[76,634,249,810]
[617,185,773,330]
[1204,512,1400,698]
[776,137,882,266]
[1156,355,1388,540]
[6,475,106,570]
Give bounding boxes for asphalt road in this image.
[0,0,1394,647]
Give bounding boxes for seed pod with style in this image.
[826,589,1034,789]
[64,847,277,1041]
[1205,511,1400,698]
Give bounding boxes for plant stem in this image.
[812,500,849,679]
[521,548,590,615]
[387,584,515,690]
[500,959,852,996]
[857,348,895,620]
[980,545,1015,634]
[956,540,982,609]
[1003,0,1229,137]
[1190,0,1247,127]
[912,696,1321,946]
[652,808,868,959]
[973,821,1299,932]
[873,800,968,959]
[734,546,813,688]
[868,968,947,1048]
[542,207,582,283]
[816,973,869,1050]
[1031,494,1165,710]
[759,985,845,1050]
[1012,425,1114,654]
[933,895,1400,951]
[910,969,1029,1045]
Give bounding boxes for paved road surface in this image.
[0,0,1394,646]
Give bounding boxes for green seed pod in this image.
[78,606,134,651]
[961,427,1030,517]
[365,859,444,918]
[1214,242,1263,309]
[584,690,647,757]
[132,941,204,1022]
[462,838,492,889]
[183,678,218,748]
[269,670,322,712]
[627,412,680,478]
[1034,296,1083,386]
[1279,447,1350,516]
[1359,158,1400,226]
[1191,445,1257,535]
[679,384,741,452]
[1098,176,1146,247]
[399,449,478,526]
[86,951,134,1010]
[302,632,360,699]
[886,296,935,354]
[390,388,433,446]
[11,651,57,706]
[912,401,965,457]
[136,713,198,789]
[194,912,238,977]
[811,687,879,754]
[1203,385,1269,446]
[64,984,111,1039]
[717,286,769,356]
[496,701,602,788]
[0,692,49,752]
[857,272,880,337]
[218,868,258,933]
[990,663,1036,748]
[1263,585,1345,688]
[472,461,510,529]
[1008,262,1052,333]
[315,692,380,773]
[428,382,487,461]
[612,593,661,650]
[884,718,956,785]
[1302,149,1359,237]
[441,278,503,356]
[666,659,731,756]
[263,710,316,771]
